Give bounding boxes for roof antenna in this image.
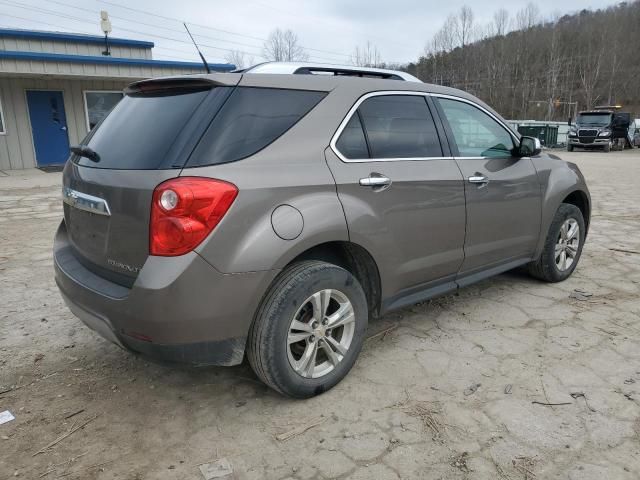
[183,23,210,74]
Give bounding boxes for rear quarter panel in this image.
[184,84,356,273]
[186,154,349,273]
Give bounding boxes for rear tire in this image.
[528,203,585,283]
[247,261,368,398]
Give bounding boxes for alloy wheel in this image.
[287,289,356,379]
[555,218,580,271]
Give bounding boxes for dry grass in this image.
[512,456,537,479]
[403,401,443,442]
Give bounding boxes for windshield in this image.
[577,113,612,126]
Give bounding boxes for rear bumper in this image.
[54,221,278,366]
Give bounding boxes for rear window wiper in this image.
[70,145,100,162]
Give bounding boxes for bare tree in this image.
[577,32,606,109]
[262,29,308,62]
[351,41,382,67]
[493,9,510,36]
[455,6,475,48]
[224,50,254,70]
[436,15,458,52]
[516,3,540,30]
[414,1,640,120]
[544,24,563,119]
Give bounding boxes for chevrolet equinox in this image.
[54,62,591,398]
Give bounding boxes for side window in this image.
[437,98,514,158]
[188,87,326,166]
[358,95,442,158]
[335,113,369,159]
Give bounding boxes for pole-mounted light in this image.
[100,10,112,56]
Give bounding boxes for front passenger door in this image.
[434,97,542,277]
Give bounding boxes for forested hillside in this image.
[405,2,640,120]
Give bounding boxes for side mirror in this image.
[518,136,541,157]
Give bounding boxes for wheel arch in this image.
[561,190,590,235]
[244,240,383,368]
[287,241,382,319]
[533,160,591,260]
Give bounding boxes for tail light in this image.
[150,177,238,256]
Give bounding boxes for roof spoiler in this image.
[125,75,241,95]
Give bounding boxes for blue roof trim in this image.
[0,50,235,71]
[0,28,155,48]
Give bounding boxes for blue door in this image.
[26,90,70,166]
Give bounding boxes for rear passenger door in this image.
[325,93,466,305]
[433,96,542,278]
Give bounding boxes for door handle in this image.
[468,175,489,185]
[359,175,391,189]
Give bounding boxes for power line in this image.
[0,12,209,61]
[1,13,93,36]
[1,0,410,65]
[244,0,417,52]
[1,0,358,64]
[99,0,267,43]
[0,0,261,60]
[46,0,351,62]
[97,0,354,61]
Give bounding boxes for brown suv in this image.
[54,63,590,398]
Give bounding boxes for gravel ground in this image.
[1,149,639,480]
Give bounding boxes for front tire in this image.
[567,144,574,152]
[528,203,585,282]
[247,261,368,398]
[603,142,611,152]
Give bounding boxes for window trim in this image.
[330,91,519,163]
[82,90,124,132]
[0,92,6,135]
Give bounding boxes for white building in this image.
[0,28,234,170]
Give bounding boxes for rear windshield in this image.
[75,89,212,169]
[186,87,326,167]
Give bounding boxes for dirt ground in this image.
[1,149,639,480]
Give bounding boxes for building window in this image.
[83,91,124,130]
[0,94,6,134]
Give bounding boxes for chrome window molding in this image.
[329,91,519,163]
[0,93,6,135]
[332,155,456,163]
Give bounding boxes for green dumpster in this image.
[517,125,558,146]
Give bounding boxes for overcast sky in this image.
[1,0,620,66]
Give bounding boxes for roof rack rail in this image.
[293,66,403,80]
[244,62,421,82]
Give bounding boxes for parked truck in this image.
[567,107,634,152]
